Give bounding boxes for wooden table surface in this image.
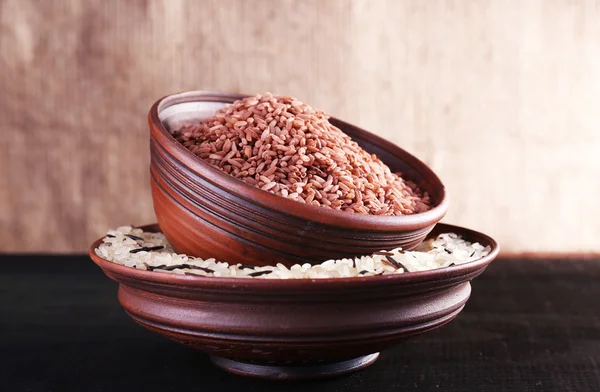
[1,256,599,392]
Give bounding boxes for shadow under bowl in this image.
[89,223,498,380]
[149,90,449,267]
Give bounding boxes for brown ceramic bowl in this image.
[89,223,498,380]
[148,91,449,266]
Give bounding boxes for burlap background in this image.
[1,0,598,253]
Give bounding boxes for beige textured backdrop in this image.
[1,0,599,254]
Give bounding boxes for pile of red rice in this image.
[172,93,430,215]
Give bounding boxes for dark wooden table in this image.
[1,256,599,392]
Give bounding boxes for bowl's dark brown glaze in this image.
[89,223,498,373]
[149,91,449,266]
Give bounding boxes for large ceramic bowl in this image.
[148,91,449,266]
[89,223,498,380]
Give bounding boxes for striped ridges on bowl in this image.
[88,223,499,376]
[149,91,449,266]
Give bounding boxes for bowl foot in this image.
[210,353,380,380]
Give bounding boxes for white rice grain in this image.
[95,226,491,279]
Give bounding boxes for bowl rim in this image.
[89,223,499,289]
[148,90,449,231]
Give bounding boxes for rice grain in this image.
[172,93,431,215]
[96,226,491,279]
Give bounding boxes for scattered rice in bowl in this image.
[171,93,431,216]
[95,226,491,279]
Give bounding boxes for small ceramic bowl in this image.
[148,91,449,266]
[89,223,498,380]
